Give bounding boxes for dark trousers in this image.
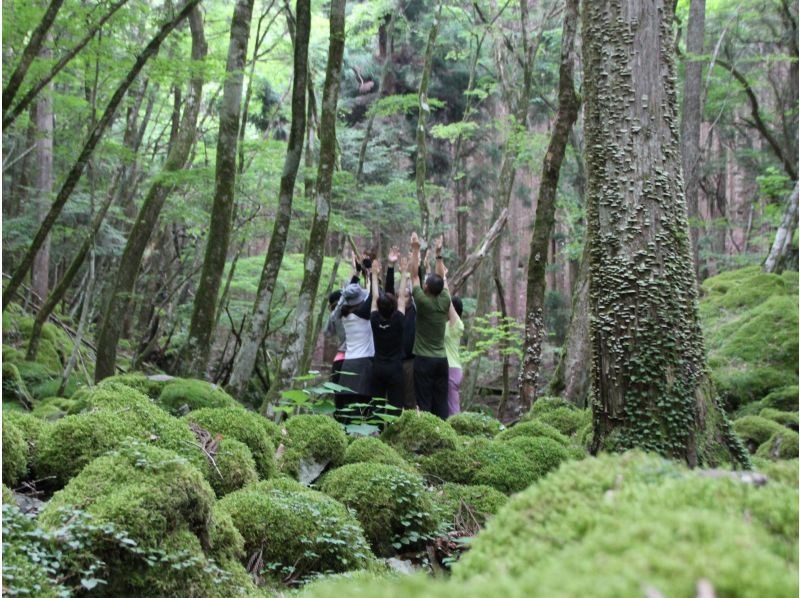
[402,359,416,409]
[371,359,404,411]
[413,355,449,419]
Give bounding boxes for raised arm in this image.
[370,260,380,313]
[434,236,446,278]
[410,232,421,288]
[397,256,409,314]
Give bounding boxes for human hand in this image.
[388,246,399,264]
[410,232,420,249]
[400,256,409,272]
[434,236,443,256]
[372,259,381,273]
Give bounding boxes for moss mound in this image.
[527,396,576,417]
[184,407,276,479]
[321,462,440,556]
[219,484,373,583]
[2,362,33,407]
[753,457,799,486]
[158,378,241,414]
[207,438,259,497]
[733,415,787,449]
[30,396,76,420]
[471,438,566,494]
[495,420,568,445]
[343,436,409,468]
[756,429,799,460]
[759,408,799,427]
[97,373,170,400]
[381,410,458,456]
[447,412,503,438]
[2,416,28,486]
[533,407,591,436]
[435,483,508,527]
[417,445,483,485]
[278,414,348,479]
[4,410,47,468]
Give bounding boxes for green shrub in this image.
[279,414,348,480]
[219,484,373,583]
[756,429,799,460]
[381,410,458,456]
[2,416,28,486]
[577,421,593,448]
[733,415,786,449]
[184,407,276,479]
[2,484,13,503]
[435,483,508,527]
[534,406,590,436]
[759,408,799,427]
[495,420,568,445]
[207,438,259,497]
[30,396,76,420]
[447,412,503,438]
[158,378,241,414]
[343,436,409,468]
[321,462,440,556]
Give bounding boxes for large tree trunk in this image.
[518,0,579,409]
[31,46,54,301]
[178,0,255,377]
[583,0,748,467]
[226,0,311,397]
[681,0,705,278]
[763,182,799,274]
[264,0,346,411]
[94,7,207,382]
[2,0,201,312]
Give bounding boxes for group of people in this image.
[324,232,464,421]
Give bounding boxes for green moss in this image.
[321,462,440,556]
[577,421,593,448]
[758,408,799,427]
[206,438,259,497]
[30,396,76,420]
[3,411,47,471]
[417,445,482,485]
[447,412,503,438]
[2,416,28,486]
[495,420,568,445]
[472,437,569,494]
[98,373,170,400]
[247,477,309,494]
[2,362,33,406]
[733,415,787,449]
[343,436,409,468]
[381,410,458,456]
[278,414,348,479]
[761,386,799,411]
[435,483,508,527]
[526,396,577,418]
[219,484,373,583]
[534,407,591,436]
[2,484,13,503]
[756,429,799,460]
[752,457,799,486]
[158,378,241,414]
[184,407,276,480]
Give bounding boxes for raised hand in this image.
[400,255,409,272]
[388,246,400,264]
[434,235,443,256]
[410,231,420,249]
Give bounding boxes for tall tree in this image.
[178,0,255,377]
[763,182,799,274]
[582,0,748,466]
[94,7,207,382]
[518,0,580,409]
[226,0,311,397]
[265,0,346,410]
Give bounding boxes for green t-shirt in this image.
[444,316,464,369]
[412,286,451,358]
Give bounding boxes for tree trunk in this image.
[57,249,96,396]
[227,0,311,397]
[94,7,207,382]
[178,0,255,377]
[583,0,748,467]
[519,0,580,409]
[763,182,799,274]
[2,0,201,312]
[264,0,346,411]
[681,0,705,278]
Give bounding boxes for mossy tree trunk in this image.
[519,0,580,409]
[583,0,748,467]
[264,0,346,411]
[227,0,311,398]
[763,182,799,274]
[179,0,255,377]
[95,7,207,382]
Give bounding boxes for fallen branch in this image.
[448,207,509,295]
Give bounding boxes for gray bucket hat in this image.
[342,282,368,306]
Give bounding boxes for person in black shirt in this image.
[369,257,409,411]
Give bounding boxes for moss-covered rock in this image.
[435,483,508,527]
[321,462,440,556]
[760,385,800,411]
[495,420,568,445]
[759,408,799,427]
[3,411,47,474]
[447,412,503,438]
[381,410,458,456]
[219,484,373,583]
[2,362,33,407]
[733,415,787,450]
[30,396,76,420]
[278,414,348,480]
[417,445,483,485]
[2,416,28,486]
[158,378,241,414]
[526,396,576,418]
[471,439,561,495]
[533,407,591,436]
[756,429,799,460]
[206,438,259,497]
[97,373,170,400]
[752,457,799,486]
[184,407,276,480]
[343,436,409,468]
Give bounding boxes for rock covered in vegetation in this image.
[206,438,259,497]
[2,415,28,486]
[184,407,276,479]
[756,428,799,460]
[381,410,458,456]
[321,462,440,556]
[447,412,503,438]
[343,436,409,468]
[531,406,590,436]
[158,378,240,414]
[30,396,75,420]
[758,408,799,428]
[733,415,787,451]
[97,372,171,400]
[218,482,373,583]
[495,420,568,445]
[434,483,508,527]
[278,414,348,481]
[3,410,47,470]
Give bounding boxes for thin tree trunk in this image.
[264,0,346,411]
[178,0,255,377]
[519,0,580,409]
[303,244,343,376]
[494,268,511,417]
[763,183,799,274]
[681,0,706,277]
[583,0,748,467]
[94,7,207,382]
[2,0,201,312]
[227,0,311,398]
[57,249,96,396]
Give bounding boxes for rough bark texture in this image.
[265,0,346,411]
[583,0,748,467]
[94,7,207,381]
[179,0,254,377]
[680,0,705,276]
[763,182,799,274]
[2,0,201,312]
[518,0,580,409]
[31,46,54,301]
[227,0,310,397]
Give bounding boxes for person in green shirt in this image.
[410,232,451,419]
